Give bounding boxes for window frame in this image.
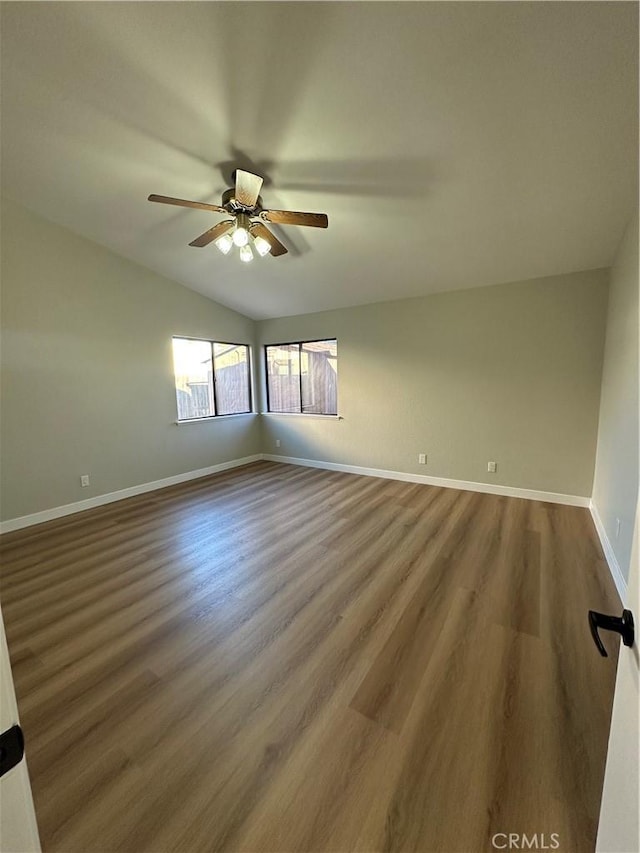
[172,335,253,422]
[264,338,338,416]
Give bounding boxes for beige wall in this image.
[0,197,614,523]
[0,199,260,522]
[257,270,609,497]
[592,213,639,583]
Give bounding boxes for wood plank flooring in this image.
[0,461,621,853]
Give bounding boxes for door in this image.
[0,606,41,852]
[596,498,640,851]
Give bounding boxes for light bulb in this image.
[232,213,251,247]
[233,226,249,247]
[215,234,233,255]
[239,244,253,263]
[254,236,271,257]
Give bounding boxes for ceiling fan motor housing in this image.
[222,187,263,213]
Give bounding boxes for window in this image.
[265,339,337,415]
[172,337,251,420]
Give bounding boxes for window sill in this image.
[261,412,342,420]
[175,413,256,425]
[175,412,341,425]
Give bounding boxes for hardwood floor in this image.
[0,461,621,853]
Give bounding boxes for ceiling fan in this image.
[148,169,328,262]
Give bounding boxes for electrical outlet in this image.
[487,461,497,473]
[616,518,621,539]
[418,453,427,465]
[80,474,90,488]
[275,439,281,448]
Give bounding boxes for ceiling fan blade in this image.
[148,194,226,213]
[235,170,264,208]
[261,210,328,229]
[250,222,288,257]
[189,220,235,248]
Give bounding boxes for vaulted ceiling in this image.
[1,2,637,319]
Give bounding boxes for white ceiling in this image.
[1,2,637,320]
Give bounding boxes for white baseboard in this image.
[262,454,591,507]
[589,501,629,604]
[0,455,262,534]
[0,452,595,536]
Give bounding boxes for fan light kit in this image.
[148,169,328,262]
